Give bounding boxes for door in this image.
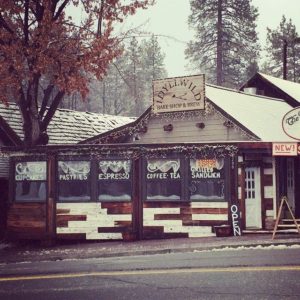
[286,158,295,214]
[245,167,262,228]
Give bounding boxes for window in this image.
[146,158,181,200]
[189,158,225,201]
[15,161,47,202]
[98,160,132,201]
[58,161,90,201]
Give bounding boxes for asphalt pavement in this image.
[0,233,300,264]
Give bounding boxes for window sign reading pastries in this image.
[58,161,90,180]
[189,158,225,200]
[153,75,205,113]
[58,161,91,201]
[98,160,131,180]
[15,161,46,181]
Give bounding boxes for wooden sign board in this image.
[230,204,242,236]
[272,142,298,156]
[153,75,205,114]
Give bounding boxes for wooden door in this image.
[245,167,262,229]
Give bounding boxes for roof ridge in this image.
[206,83,287,103]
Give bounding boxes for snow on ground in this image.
[194,244,300,253]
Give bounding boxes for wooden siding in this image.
[143,201,229,239]
[0,156,9,178]
[134,113,249,144]
[7,203,46,238]
[56,202,133,240]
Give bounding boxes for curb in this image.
[1,239,300,264]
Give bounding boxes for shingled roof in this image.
[0,102,135,145]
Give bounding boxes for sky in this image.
[121,0,300,78]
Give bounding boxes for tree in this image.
[65,34,167,117]
[263,16,300,82]
[140,34,167,108]
[0,0,152,146]
[185,0,260,88]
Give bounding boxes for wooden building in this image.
[0,103,134,238]
[4,74,300,241]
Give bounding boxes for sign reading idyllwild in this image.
[153,75,205,113]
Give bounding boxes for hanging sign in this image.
[153,75,205,113]
[282,107,300,140]
[272,143,298,156]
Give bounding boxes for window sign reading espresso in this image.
[147,159,180,179]
[153,75,205,113]
[99,160,131,180]
[15,162,46,181]
[58,161,90,180]
[190,158,224,179]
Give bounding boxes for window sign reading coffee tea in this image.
[58,161,91,201]
[98,160,132,201]
[189,158,225,201]
[146,159,181,200]
[15,161,47,202]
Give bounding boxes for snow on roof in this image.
[259,72,300,102]
[0,102,135,144]
[206,84,295,142]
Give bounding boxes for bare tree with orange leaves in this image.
[0,0,153,146]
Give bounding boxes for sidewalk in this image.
[0,234,300,264]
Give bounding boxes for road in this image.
[0,247,300,299]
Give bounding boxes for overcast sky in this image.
[122,0,300,77]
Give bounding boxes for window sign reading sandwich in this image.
[190,158,224,179]
[189,158,225,201]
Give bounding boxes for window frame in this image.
[97,158,133,202]
[188,156,229,202]
[56,157,92,203]
[11,156,48,203]
[143,155,187,202]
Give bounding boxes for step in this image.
[273,229,299,233]
[278,224,300,228]
[243,229,272,234]
[282,219,300,223]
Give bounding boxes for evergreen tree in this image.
[140,34,167,109]
[263,16,300,82]
[185,0,260,88]
[67,35,168,117]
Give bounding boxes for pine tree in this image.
[185,0,260,88]
[263,16,300,82]
[140,34,167,109]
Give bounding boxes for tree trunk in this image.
[216,0,223,86]
[19,85,41,147]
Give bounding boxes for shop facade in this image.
[5,74,300,241]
